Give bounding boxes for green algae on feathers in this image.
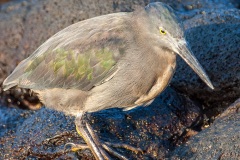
[24,48,116,81]
[95,48,115,70]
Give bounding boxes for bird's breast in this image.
[135,66,175,105]
[134,54,176,106]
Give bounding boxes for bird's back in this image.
[3,12,132,91]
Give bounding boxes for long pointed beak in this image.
[175,40,214,89]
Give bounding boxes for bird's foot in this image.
[68,112,142,160]
[64,142,88,152]
[104,142,142,154]
[65,141,142,160]
[102,141,143,160]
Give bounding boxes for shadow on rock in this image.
[172,22,240,116]
[170,99,240,159]
[0,87,203,159]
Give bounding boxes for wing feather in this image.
[3,12,131,91]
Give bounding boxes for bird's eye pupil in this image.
[159,27,167,35]
[159,28,166,35]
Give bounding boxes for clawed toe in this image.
[64,141,139,160]
[43,113,143,160]
[102,143,128,160]
[64,142,89,152]
[104,142,143,154]
[71,113,143,160]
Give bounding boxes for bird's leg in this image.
[73,112,111,160]
[68,112,142,160]
[85,122,128,160]
[83,115,142,159]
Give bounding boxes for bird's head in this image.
[143,2,214,89]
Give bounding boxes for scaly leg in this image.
[74,112,110,160]
[66,112,142,160]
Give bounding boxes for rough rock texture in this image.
[172,7,240,115]
[170,99,240,159]
[0,87,203,159]
[0,0,239,159]
[0,0,239,110]
[0,104,34,137]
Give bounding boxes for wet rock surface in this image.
[0,0,239,159]
[0,87,203,159]
[170,99,240,159]
[172,7,240,116]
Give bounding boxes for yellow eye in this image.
[159,28,166,35]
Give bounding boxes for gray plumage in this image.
[2,2,214,159]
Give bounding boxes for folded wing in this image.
[3,13,131,91]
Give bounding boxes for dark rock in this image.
[0,0,10,5]
[170,99,240,159]
[0,106,77,159]
[172,8,240,115]
[0,0,239,159]
[0,0,239,109]
[0,105,34,137]
[1,0,239,110]
[229,0,240,8]
[0,87,203,159]
[0,0,238,83]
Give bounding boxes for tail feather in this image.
[2,60,27,91]
[2,80,18,91]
